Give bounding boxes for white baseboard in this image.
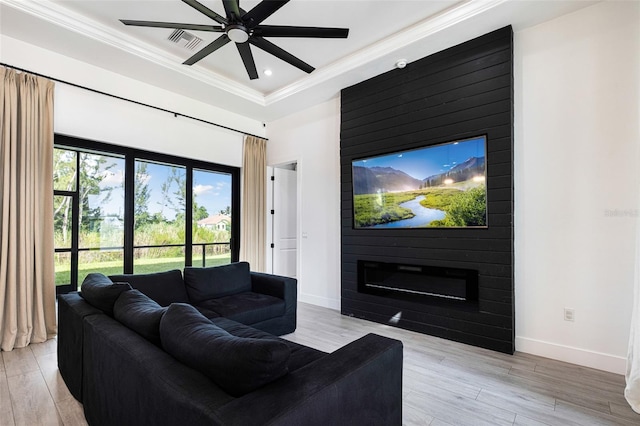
[516,336,627,375]
[299,293,340,310]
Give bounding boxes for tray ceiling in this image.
[0,0,597,121]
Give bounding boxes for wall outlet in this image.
[564,308,575,322]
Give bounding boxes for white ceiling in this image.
[0,0,597,122]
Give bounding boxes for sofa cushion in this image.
[195,292,285,325]
[183,262,252,304]
[80,273,132,316]
[160,303,290,397]
[113,290,167,346]
[193,306,221,320]
[108,269,189,306]
[211,317,325,373]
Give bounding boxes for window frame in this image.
[54,134,241,293]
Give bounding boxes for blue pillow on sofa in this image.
[109,269,189,307]
[183,262,252,304]
[80,273,131,316]
[113,289,167,346]
[159,303,290,397]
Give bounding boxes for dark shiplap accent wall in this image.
[340,27,514,354]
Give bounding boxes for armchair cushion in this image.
[183,262,251,303]
[160,303,290,397]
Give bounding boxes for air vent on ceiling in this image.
[167,29,203,50]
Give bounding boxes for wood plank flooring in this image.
[1,337,86,426]
[1,302,638,425]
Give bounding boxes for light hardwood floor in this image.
[1,302,639,425]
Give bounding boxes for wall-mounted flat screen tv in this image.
[352,135,487,229]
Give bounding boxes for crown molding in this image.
[2,0,509,111]
[265,0,508,106]
[1,0,266,106]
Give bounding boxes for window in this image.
[133,160,187,274]
[53,135,240,293]
[192,169,233,267]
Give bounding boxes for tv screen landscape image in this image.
[352,136,487,229]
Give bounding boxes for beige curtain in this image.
[626,201,640,413]
[0,67,56,351]
[239,135,267,272]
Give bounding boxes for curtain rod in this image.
[0,62,267,140]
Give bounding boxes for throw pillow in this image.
[80,273,132,317]
[160,303,290,397]
[108,269,189,306]
[113,289,167,346]
[183,262,252,303]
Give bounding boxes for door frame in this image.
[266,160,300,278]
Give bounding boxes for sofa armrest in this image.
[250,272,297,335]
[57,292,103,401]
[250,272,296,301]
[220,333,403,425]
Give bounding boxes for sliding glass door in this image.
[192,169,233,267]
[54,148,126,292]
[53,135,240,292]
[132,160,187,274]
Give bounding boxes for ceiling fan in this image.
[120,0,349,80]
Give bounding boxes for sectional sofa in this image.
[57,262,403,425]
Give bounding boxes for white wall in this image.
[4,2,637,374]
[54,83,245,166]
[514,1,640,374]
[266,1,640,374]
[0,34,265,165]
[266,98,342,309]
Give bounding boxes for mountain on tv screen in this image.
[351,136,487,229]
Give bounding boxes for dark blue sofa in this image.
[109,261,297,336]
[57,263,403,425]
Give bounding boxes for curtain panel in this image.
[0,67,57,351]
[626,213,640,413]
[239,135,267,272]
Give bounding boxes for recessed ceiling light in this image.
[263,69,273,76]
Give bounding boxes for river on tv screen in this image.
[352,136,487,229]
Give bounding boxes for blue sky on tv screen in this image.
[352,136,486,181]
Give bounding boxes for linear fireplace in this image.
[358,260,478,303]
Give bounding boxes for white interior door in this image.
[272,167,297,278]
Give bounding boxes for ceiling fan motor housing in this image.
[226,24,250,43]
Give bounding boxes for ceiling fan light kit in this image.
[120,0,349,80]
[226,25,250,43]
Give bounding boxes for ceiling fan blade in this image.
[249,36,314,73]
[236,43,259,80]
[120,20,223,32]
[182,0,227,25]
[242,0,289,28]
[254,25,349,38]
[222,0,241,21]
[183,34,231,65]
